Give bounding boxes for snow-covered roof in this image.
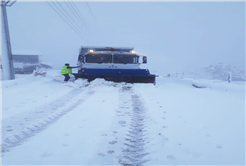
[12,50,42,56]
[13,62,24,68]
[40,62,53,66]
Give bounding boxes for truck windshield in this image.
[85,54,112,63]
[113,54,138,64]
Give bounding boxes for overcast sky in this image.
[7,1,245,74]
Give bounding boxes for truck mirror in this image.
[79,55,84,63]
[143,56,147,63]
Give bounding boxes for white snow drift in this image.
[1,69,245,165]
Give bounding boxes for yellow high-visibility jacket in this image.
[60,66,72,75]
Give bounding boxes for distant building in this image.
[12,51,52,74]
[13,54,39,64]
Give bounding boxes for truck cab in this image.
[77,47,147,72]
[74,46,155,84]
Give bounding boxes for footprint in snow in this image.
[98,153,105,157]
[163,137,169,142]
[160,106,163,108]
[216,145,222,149]
[107,150,115,154]
[193,153,201,158]
[185,149,191,154]
[6,129,13,132]
[119,121,126,125]
[65,133,70,136]
[166,155,176,160]
[109,141,117,145]
[62,143,69,147]
[41,152,52,158]
[36,110,44,113]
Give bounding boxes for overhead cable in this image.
[46,0,86,42]
[65,0,91,33]
[85,0,97,23]
[69,0,93,30]
[54,0,87,36]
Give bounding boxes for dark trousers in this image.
[63,74,70,82]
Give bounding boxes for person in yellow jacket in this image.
[60,63,79,82]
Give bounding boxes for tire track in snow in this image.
[1,86,95,154]
[91,84,150,165]
[118,85,150,166]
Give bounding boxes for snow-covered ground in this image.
[1,69,245,165]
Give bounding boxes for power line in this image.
[69,1,93,31]
[47,0,84,39]
[64,0,91,33]
[85,0,97,23]
[53,0,87,37]
[46,0,86,42]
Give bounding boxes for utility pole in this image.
[1,0,16,80]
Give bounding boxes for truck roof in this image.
[80,46,134,55]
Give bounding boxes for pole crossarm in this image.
[1,0,16,7]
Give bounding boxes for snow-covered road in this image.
[1,70,245,165]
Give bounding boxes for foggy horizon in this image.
[6,1,245,74]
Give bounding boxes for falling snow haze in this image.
[6,1,245,75]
